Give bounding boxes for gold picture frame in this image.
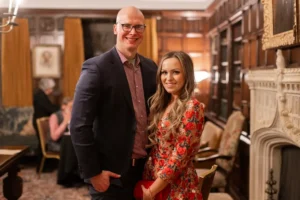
[32,44,62,78]
[262,0,298,50]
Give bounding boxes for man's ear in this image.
[113,24,117,35]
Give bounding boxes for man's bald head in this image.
[114,6,145,59]
[116,6,144,23]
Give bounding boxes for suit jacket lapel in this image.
[139,56,151,114]
[110,48,134,113]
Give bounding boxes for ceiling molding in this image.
[0,0,214,11]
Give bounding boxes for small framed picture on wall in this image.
[32,44,62,78]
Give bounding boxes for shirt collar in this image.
[116,48,140,68]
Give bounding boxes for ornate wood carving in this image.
[39,17,55,32]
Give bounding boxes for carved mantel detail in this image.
[247,49,300,200]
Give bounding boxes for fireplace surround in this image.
[247,50,300,200]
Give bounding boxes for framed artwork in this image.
[89,23,116,56]
[32,44,61,78]
[262,0,299,49]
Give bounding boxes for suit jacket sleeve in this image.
[70,61,102,179]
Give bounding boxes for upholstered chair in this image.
[36,117,60,178]
[208,192,233,200]
[194,111,245,191]
[198,165,218,200]
[200,121,223,149]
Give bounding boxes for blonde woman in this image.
[142,51,205,200]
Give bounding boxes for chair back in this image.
[36,117,50,156]
[216,111,245,173]
[199,164,218,200]
[200,121,223,149]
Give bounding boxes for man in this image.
[70,6,157,200]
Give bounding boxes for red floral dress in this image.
[143,99,205,200]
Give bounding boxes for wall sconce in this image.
[194,70,210,83]
[1,0,21,33]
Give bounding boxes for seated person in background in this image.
[33,78,59,143]
[47,97,73,152]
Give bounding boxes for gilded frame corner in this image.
[262,0,298,50]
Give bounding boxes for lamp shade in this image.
[194,71,210,83]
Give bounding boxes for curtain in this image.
[138,17,158,64]
[63,18,85,98]
[1,18,32,107]
[278,146,300,200]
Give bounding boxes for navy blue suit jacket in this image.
[70,47,157,179]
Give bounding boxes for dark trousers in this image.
[88,159,146,200]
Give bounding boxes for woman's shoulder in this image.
[186,98,205,110]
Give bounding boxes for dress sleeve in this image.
[158,100,205,183]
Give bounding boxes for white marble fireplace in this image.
[247,50,300,200]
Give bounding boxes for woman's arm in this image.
[49,113,68,141]
[142,177,169,200]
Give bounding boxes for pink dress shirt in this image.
[117,50,148,159]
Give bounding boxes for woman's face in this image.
[63,101,73,113]
[160,57,185,98]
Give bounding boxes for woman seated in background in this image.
[142,51,205,200]
[47,97,73,152]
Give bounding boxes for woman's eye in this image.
[161,71,167,75]
[173,71,180,74]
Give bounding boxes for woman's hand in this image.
[141,185,154,200]
[63,108,71,122]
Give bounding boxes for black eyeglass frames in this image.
[118,23,146,33]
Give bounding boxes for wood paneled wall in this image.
[156,11,210,106]
[5,9,210,107]
[206,0,300,199]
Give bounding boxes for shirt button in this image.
[136,86,138,88]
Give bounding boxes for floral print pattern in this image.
[143,99,205,200]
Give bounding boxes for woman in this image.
[48,97,73,152]
[142,51,205,200]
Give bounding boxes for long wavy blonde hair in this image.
[148,51,195,141]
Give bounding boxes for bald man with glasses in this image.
[70,6,157,200]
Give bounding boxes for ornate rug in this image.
[0,167,90,200]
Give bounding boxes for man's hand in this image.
[90,171,121,192]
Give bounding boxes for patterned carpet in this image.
[0,165,233,200]
[0,166,90,200]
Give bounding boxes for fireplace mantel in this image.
[247,50,300,200]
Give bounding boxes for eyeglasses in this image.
[118,23,146,33]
